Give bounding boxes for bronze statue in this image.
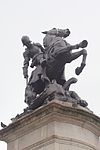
[21,36,46,80]
[42,28,87,77]
[21,28,88,110]
[21,36,48,105]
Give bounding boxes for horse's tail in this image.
[63,77,78,91]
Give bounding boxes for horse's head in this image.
[57,28,70,38]
[42,28,70,38]
[42,28,70,48]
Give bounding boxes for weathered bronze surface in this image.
[21,28,88,110]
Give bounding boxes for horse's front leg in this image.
[75,49,87,75]
[70,40,88,51]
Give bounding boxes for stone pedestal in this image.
[0,100,100,150]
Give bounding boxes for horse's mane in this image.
[43,34,56,48]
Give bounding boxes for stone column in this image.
[0,99,100,150]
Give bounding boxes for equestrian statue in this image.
[21,28,88,110]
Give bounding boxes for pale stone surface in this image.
[0,100,100,150]
[55,122,98,147]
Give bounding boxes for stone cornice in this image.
[0,100,100,142]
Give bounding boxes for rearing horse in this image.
[24,28,88,106]
[42,28,88,84]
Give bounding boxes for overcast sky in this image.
[0,0,100,149]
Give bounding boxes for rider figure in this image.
[21,36,47,105]
[21,35,46,79]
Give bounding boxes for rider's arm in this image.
[34,43,45,53]
[23,50,30,78]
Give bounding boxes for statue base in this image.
[0,99,100,150]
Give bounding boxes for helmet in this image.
[21,36,31,45]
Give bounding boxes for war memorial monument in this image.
[0,28,100,150]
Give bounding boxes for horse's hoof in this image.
[79,40,88,48]
[75,67,82,75]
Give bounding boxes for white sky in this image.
[0,0,100,149]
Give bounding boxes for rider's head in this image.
[21,36,32,47]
